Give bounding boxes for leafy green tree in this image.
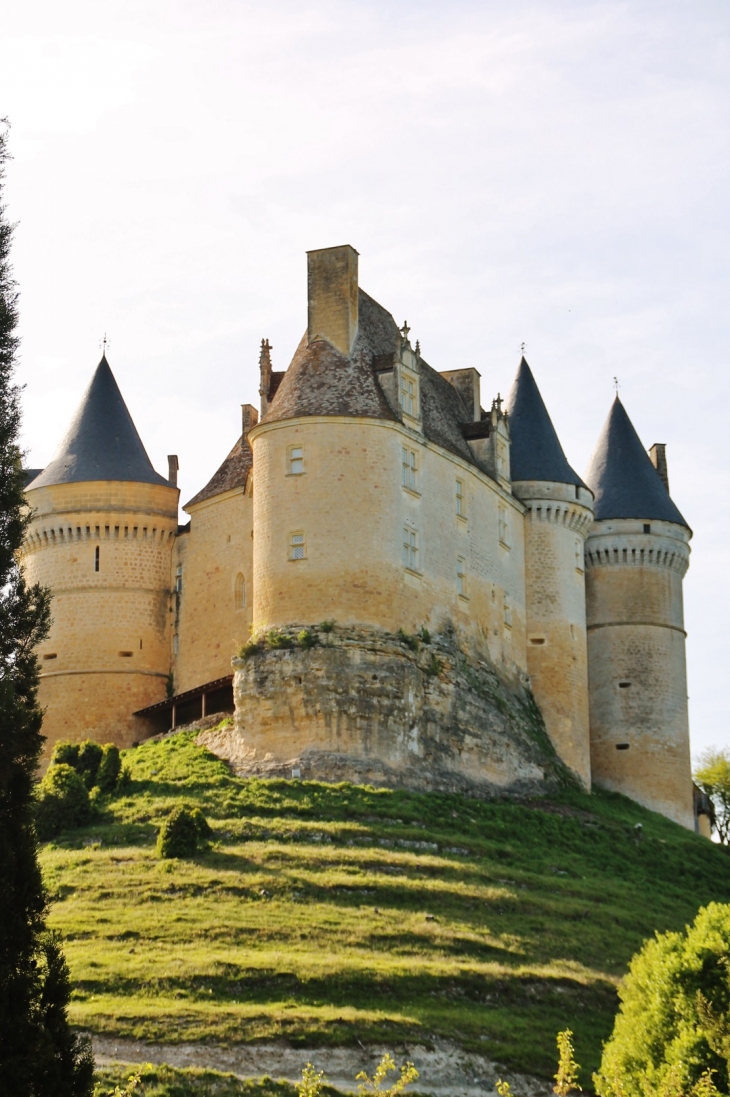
[0,119,93,1095]
[595,903,730,1097]
[695,749,730,844]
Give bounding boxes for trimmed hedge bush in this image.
[157,806,209,859]
[35,764,91,841]
[76,740,103,788]
[97,744,122,792]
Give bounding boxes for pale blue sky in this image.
[2,0,728,757]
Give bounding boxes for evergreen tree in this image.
[0,120,94,1095]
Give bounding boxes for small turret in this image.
[506,358,594,786]
[584,397,693,829]
[21,356,179,760]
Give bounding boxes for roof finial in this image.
[259,338,272,367]
[100,333,110,359]
[520,342,526,355]
[400,321,410,342]
[613,375,620,394]
[415,339,421,356]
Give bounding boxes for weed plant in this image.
[40,732,730,1081]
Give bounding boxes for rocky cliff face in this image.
[200,625,572,799]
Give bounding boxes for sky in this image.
[1,0,728,758]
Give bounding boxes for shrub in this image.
[96,744,122,792]
[319,619,335,633]
[298,629,318,650]
[76,740,104,788]
[237,638,260,659]
[419,626,431,644]
[50,740,79,768]
[190,806,213,840]
[396,628,419,652]
[595,902,730,1097]
[35,764,91,840]
[425,653,442,677]
[157,806,201,858]
[267,629,293,649]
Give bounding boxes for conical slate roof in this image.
[26,356,169,490]
[505,357,585,486]
[584,396,688,527]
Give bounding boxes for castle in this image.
[20,245,704,833]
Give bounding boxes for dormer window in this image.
[400,374,418,418]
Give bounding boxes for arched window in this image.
[234,572,245,610]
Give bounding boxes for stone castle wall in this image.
[21,479,178,759]
[172,485,254,694]
[585,517,694,829]
[250,416,529,676]
[515,481,593,788]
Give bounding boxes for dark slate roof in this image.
[185,435,253,509]
[26,356,169,490]
[584,396,689,527]
[505,357,585,487]
[22,469,44,487]
[261,288,477,466]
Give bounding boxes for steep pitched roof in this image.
[261,288,477,466]
[26,356,169,490]
[185,435,253,509]
[584,396,689,527]
[505,357,585,486]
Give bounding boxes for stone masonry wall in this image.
[21,479,179,760]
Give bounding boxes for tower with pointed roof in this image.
[506,359,594,786]
[583,397,693,829]
[21,356,179,759]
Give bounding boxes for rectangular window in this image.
[94,545,100,572]
[498,506,510,548]
[455,479,464,517]
[290,532,306,560]
[289,446,304,475]
[402,527,418,571]
[175,566,183,592]
[402,447,417,490]
[457,556,467,598]
[400,374,417,417]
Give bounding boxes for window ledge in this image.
[402,486,421,499]
[458,594,469,603]
[456,514,467,524]
[285,472,306,478]
[403,566,422,578]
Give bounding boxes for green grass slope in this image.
[41,730,730,1083]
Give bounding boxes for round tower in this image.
[506,358,593,787]
[584,397,693,829]
[21,356,179,760]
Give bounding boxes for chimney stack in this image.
[649,443,669,493]
[241,403,259,441]
[167,455,179,487]
[307,245,359,357]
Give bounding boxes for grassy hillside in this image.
[41,729,730,1085]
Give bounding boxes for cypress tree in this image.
[0,120,94,1095]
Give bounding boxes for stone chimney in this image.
[167,455,179,487]
[241,403,259,441]
[649,443,669,493]
[307,245,359,356]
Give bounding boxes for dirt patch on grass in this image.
[92,1035,552,1097]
